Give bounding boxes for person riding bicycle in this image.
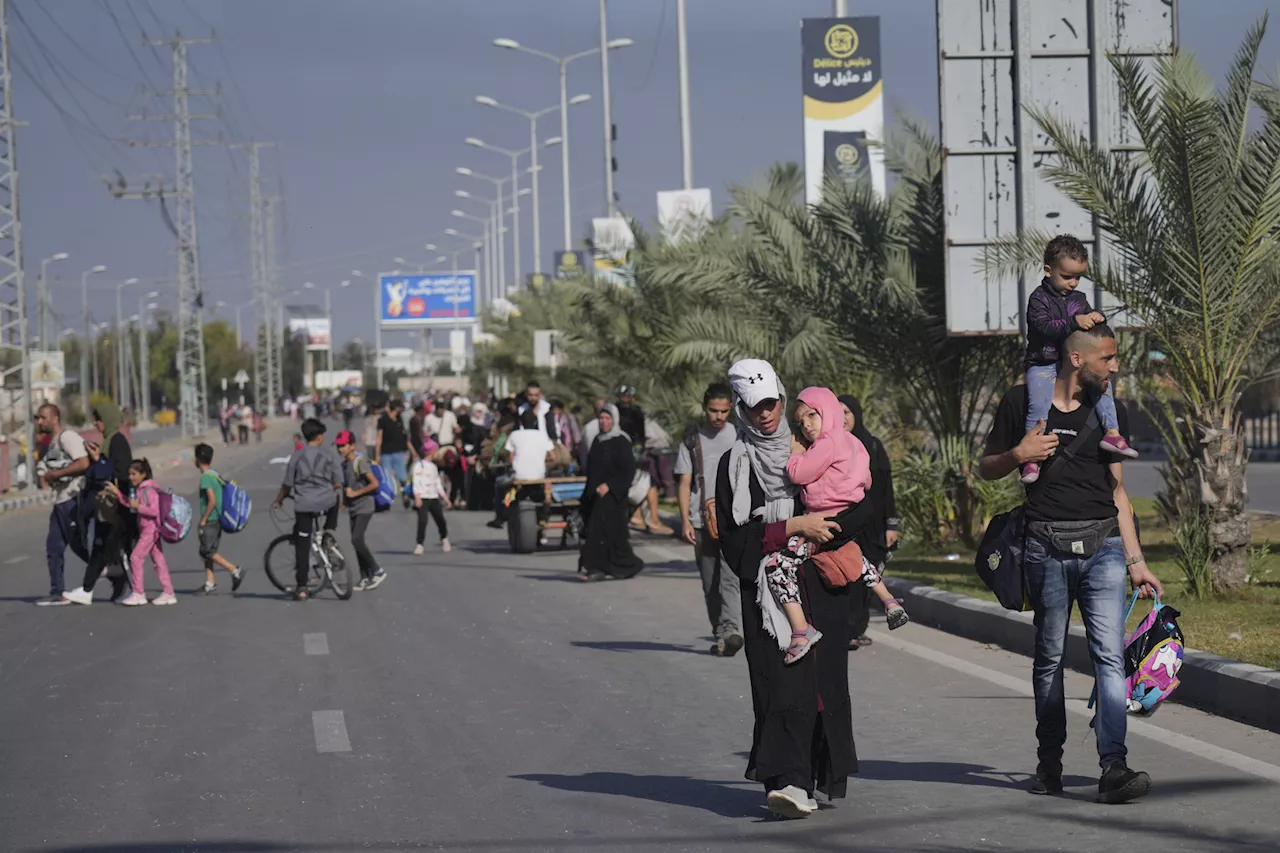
[273,417,343,601]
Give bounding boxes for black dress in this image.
[579,437,645,579]
[849,434,896,637]
[715,451,874,799]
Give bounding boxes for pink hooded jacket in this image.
[786,386,872,514]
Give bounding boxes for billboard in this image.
[378,272,477,327]
[526,272,550,289]
[554,250,589,279]
[287,317,331,351]
[657,188,713,245]
[314,370,363,391]
[938,0,1174,334]
[29,350,65,390]
[801,17,885,204]
[823,131,870,188]
[591,217,635,285]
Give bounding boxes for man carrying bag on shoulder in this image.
[979,324,1163,805]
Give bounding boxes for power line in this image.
[29,1,132,83]
[99,0,162,90]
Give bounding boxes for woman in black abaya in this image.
[837,395,899,649]
[579,404,645,581]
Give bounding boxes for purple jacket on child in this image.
[1024,278,1102,368]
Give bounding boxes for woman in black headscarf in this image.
[838,395,899,649]
[63,403,133,604]
[579,404,645,582]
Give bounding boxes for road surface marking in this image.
[303,633,329,656]
[869,629,1280,784]
[312,710,351,753]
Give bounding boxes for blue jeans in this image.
[1024,533,1129,772]
[381,451,410,491]
[1025,364,1119,433]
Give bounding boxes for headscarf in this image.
[596,403,629,443]
[470,402,488,427]
[838,394,890,472]
[95,401,123,445]
[727,360,797,526]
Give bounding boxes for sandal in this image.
[884,599,909,630]
[784,625,822,665]
[848,635,874,650]
[293,588,310,602]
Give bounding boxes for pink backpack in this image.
[1090,592,1186,717]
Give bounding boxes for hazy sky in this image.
[13,0,1280,356]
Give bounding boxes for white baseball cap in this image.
[728,358,781,408]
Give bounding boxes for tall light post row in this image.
[492,35,633,250]
[139,294,159,422]
[38,252,69,349]
[465,131,566,280]
[80,265,106,414]
[115,277,138,407]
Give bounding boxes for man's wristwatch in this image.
[1125,554,1144,567]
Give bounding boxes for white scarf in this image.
[728,397,797,526]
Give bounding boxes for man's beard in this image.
[1079,364,1110,396]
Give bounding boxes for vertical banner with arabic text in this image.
[802,17,885,204]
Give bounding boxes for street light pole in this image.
[492,38,632,248]
[600,0,616,216]
[677,0,693,190]
[80,265,106,414]
[139,293,158,422]
[39,252,69,350]
[115,277,138,409]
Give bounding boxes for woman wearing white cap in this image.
[714,358,871,819]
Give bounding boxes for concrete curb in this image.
[0,489,57,517]
[883,576,1280,734]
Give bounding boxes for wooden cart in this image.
[504,476,587,554]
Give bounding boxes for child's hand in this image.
[1089,311,1105,324]
[790,435,806,454]
[1075,313,1097,331]
[414,497,422,509]
[129,499,140,510]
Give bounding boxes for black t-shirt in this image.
[983,385,1128,522]
[378,412,409,454]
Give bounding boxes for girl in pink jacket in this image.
[120,458,176,606]
[765,387,908,664]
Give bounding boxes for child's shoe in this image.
[441,538,452,553]
[413,544,425,556]
[885,598,910,630]
[1099,434,1139,458]
[1020,462,1041,485]
[152,593,178,606]
[784,625,822,665]
[120,593,149,606]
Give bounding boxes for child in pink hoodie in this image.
[120,458,176,606]
[765,387,908,664]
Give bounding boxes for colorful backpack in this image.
[149,486,192,543]
[349,455,396,512]
[1090,592,1185,717]
[216,472,253,533]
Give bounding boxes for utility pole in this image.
[117,30,217,436]
[265,194,283,407]
[599,0,617,216]
[0,0,33,483]
[676,0,693,190]
[232,141,276,412]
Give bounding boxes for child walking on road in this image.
[335,430,387,591]
[412,440,452,555]
[121,458,175,606]
[194,443,244,595]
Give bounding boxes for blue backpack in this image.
[215,472,252,533]
[350,455,396,512]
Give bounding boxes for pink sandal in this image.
[784,625,823,665]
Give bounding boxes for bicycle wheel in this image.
[323,533,352,600]
[263,533,326,595]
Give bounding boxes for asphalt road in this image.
[2,436,1279,852]
[1122,460,1280,515]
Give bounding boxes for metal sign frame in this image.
[938,0,1177,335]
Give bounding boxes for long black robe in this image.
[579,437,645,579]
[715,450,877,799]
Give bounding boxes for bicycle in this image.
[264,498,352,600]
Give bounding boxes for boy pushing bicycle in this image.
[273,418,343,601]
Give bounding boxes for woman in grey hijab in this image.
[714,358,867,820]
[578,404,645,581]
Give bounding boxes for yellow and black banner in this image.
[554,250,589,280]
[801,17,885,203]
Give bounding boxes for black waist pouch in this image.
[1026,518,1118,558]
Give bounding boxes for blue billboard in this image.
[377,272,477,327]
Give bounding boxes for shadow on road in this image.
[571,640,704,655]
[511,770,764,819]
[854,759,1084,790]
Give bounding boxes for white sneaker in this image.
[62,587,93,606]
[766,786,816,819]
[367,570,387,590]
[441,538,452,553]
[413,544,425,556]
[120,593,149,606]
[151,593,178,606]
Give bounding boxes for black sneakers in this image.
[231,568,246,592]
[1029,764,1064,795]
[1097,764,1152,804]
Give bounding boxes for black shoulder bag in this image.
[975,408,1099,611]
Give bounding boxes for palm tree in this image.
[984,17,1280,589]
